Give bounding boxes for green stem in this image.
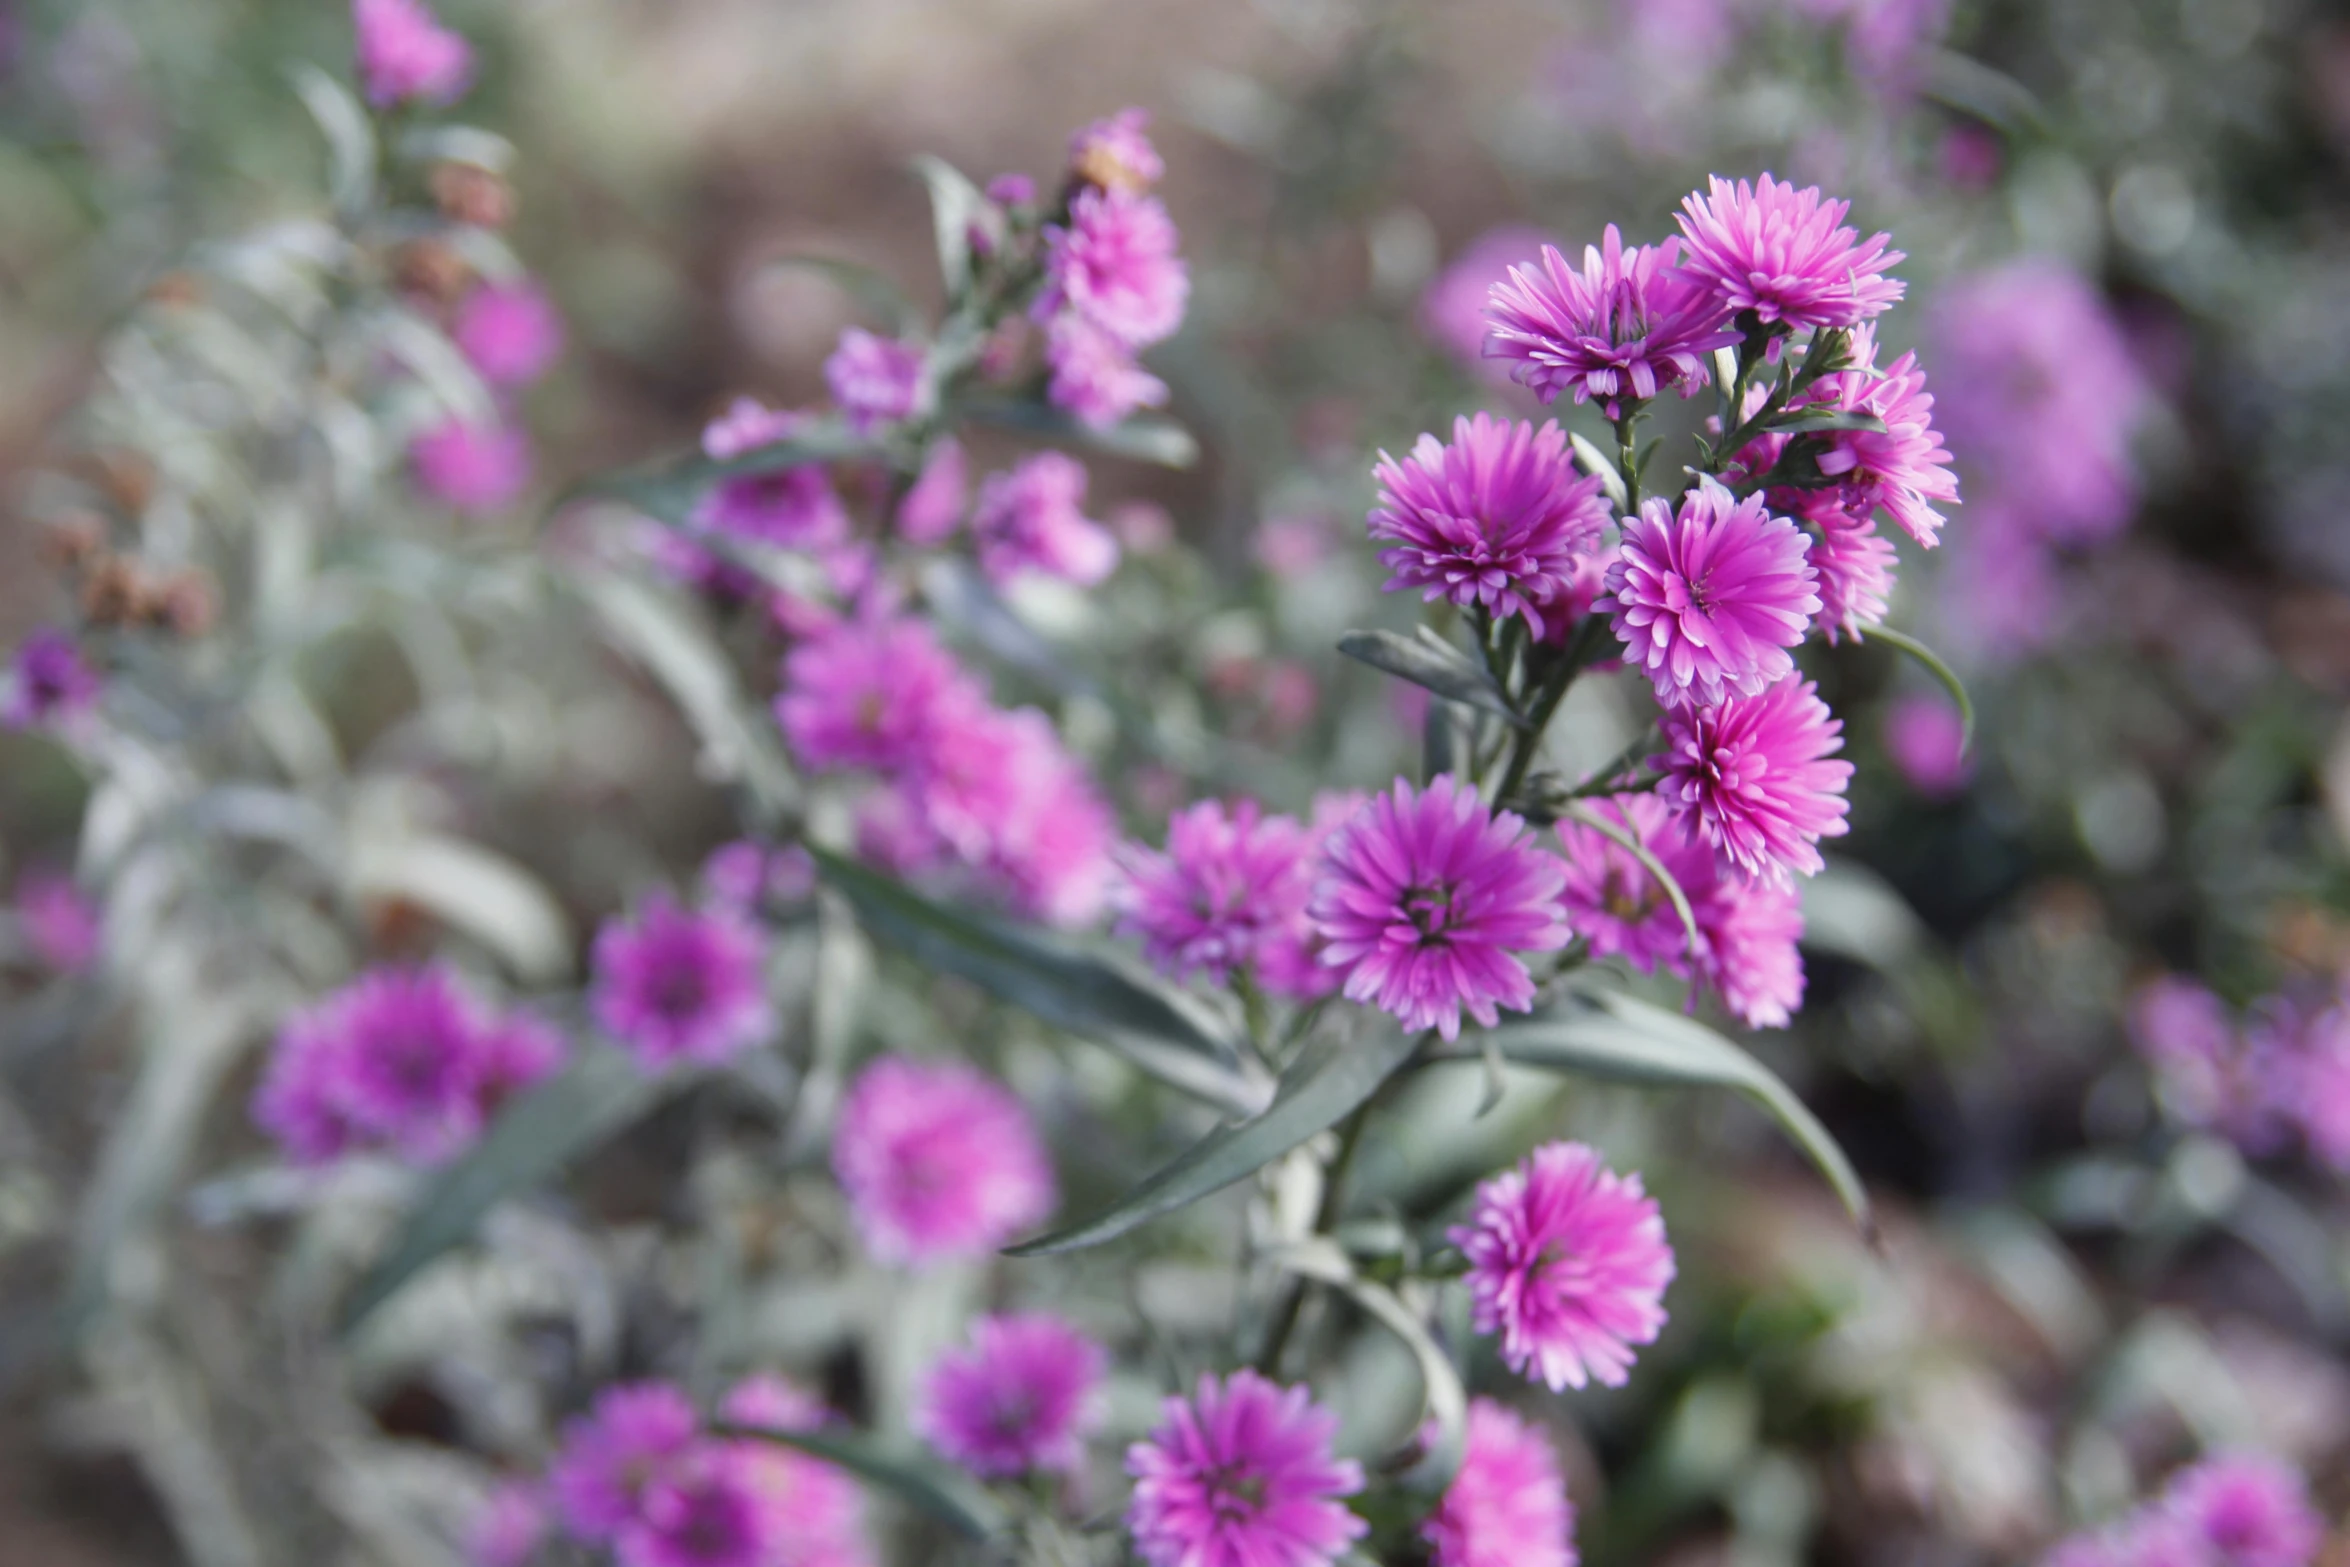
[1256,1095,1380,1377]
[1614,411,1644,516]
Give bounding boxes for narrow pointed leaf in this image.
[1339,630,1522,726]
[956,395,1200,469]
[810,848,1265,1115]
[1866,624,1975,752]
[1772,409,1888,436]
[1569,432,1628,512]
[1007,1018,1419,1257]
[910,154,987,297]
[720,1425,1005,1541]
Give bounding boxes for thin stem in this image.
[1614,411,1644,516]
[1255,1095,1380,1377]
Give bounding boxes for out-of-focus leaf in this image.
[956,396,1200,469]
[1867,624,1975,752]
[765,255,919,336]
[1463,991,1872,1233]
[1275,1239,1466,1490]
[812,848,1265,1115]
[1799,858,1929,970]
[1569,432,1628,512]
[339,1046,671,1335]
[1008,1017,1418,1257]
[395,124,516,172]
[1338,630,1521,725]
[289,65,374,217]
[1924,50,2049,135]
[373,308,496,427]
[723,1425,1005,1541]
[910,154,987,298]
[1772,410,1889,436]
[345,829,572,984]
[1561,802,1699,957]
[588,425,879,529]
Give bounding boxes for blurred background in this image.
[7,0,2350,1563]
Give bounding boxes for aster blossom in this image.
[14,871,101,973]
[1674,175,1905,330]
[1657,674,1852,884]
[2158,1453,2322,1567]
[589,895,773,1067]
[1044,313,1170,429]
[1367,414,1611,639]
[1451,1141,1676,1391]
[720,1377,877,1567]
[548,1383,703,1541]
[1483,227,1738,416]
[617,1451,775,1567]
[1602,478,1819,707]
[1069,106,1164,192]
[1124,1370,1367,1567]
[1800,333,1959,547]
[5,629,100,729]
[896,437,968,544]
[1797,495,1897,644]
[454,281,565,388]
[466,1482,547,1567]
[1308,775,1570,1042]
[1037,187,1189,349]
[971,451,1120,588]
[412,418,533,514]
[692,398,849,548]
[353,0,471,108]
[776,615,978,775]
[916,1313,1107,1478]
[1116,798,1315,989]
[1422,1399,1577,1567]
[831,1055,1056,1266]
[823,327,928,434]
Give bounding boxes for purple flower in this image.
[1420,226,1561,381]
[550,1383,703,1541]
[1803,333,1959,547]
[823,328,927,435]
[589,895,773,1068]
[1602,478,1819,708]
[454,281,565,388]
[412,418,533,514]
[617,1452,774,1567]
[720,1377,876,1567]
[1451,1141,1675,1391]
[1044,313,1170,429]
[1038,188,1189,350]
[2159,1454,2322,1567]
[353,0,470,108]
[776,615,979,774]
[972,451,1119,588]
[693,399,849,549]
[1799,496,1897,644]
[2127,977,2277,1144]
[2295,1004,2350,1173]
[896,438,968,545]
[1307,775,1571,1042]
[1069,106,1164,192]
[1674,175,1905,329]
[1658,675,1852,884]
[831,1055,1056,1266]
[1484,228,1739,417]
[1116,799,1315,989]
[1422,1399,1578,1567]
[467,1482,548,1567]
[1882,695,1971,797]
[5,629,100,729]
[1124,1371,1367,1567]
[916,1313,1107,1478]
[1368,414,1612,640]
[1694,864,1806,1029]
[14,871,100,973]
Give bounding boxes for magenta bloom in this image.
[589,895,773,1068]
[412,418,533,514]
[1693,866,1806,1029]
[1675,175,1904,329]
[693,399,849,549]
[467,1482,548,1567]
[14,871,100,973]
[1422,1399,1577,1567]
[1038,188,1189,349]
[1308,775,1570,1042]
[1069,106,1164,190]
[454,281,565,388]
[831,1055,1056,1266]
[721,1378,876,1567]
[2129,977,2241,1128]
[550,1383,703,1541]
[1451,1141,1675,1391]
[1805,336,1959,547]
[776,615,977,774]
[1125,1371,1367,1567]
[1368,415,1611,640]
[2294,1004,2350,1173]
[353,0,470,108]
[824,328,927,434]
[1420,226,1561,380]
[1882,695,1971,797]
[917,1313,1107,1478]
[1799,497,1897,644]
[1657,675,1852,883]
[1116,799,1315,989]
[972,451,1119,588]
[1603,479,1819,707]
[1045,313,1170,429]
[5,629,100,730]
[897,437,967,544]
[2160,1454,2322,1567]
[1484,228,1738,417]
[618,1452,774,1567]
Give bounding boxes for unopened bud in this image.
[429,161,514,229]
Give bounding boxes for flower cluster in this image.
[1034,110,1188,429]
[2128,976,2350,1169]
[253,966,565,1166]
[2042,1452,2321,1567]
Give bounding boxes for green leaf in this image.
[338,1047,674,1335]
[1458,991,1872,1233]
[1568,432,1628,512]
[764,255,919,336]
[1866,624,1975,753]
[810,849,1266,1115]
[587,426,883,530]
[1923,50,2048,136]
[1007,1017,1420,1257]
[910,154,987,298]
[289,64,375,218]
[1560,802,1700,958]
[721,1424,1006,1541]
[1338,630,1522,726]
[1799,858,1929,971]
[1275,1240,1466,1490]
[956,396,1200,469]
[1772,410,1889,436]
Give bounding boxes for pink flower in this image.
[5,629,100,730]
[831,1055,1057,1266]
[823,328,927,435]
[2159,1453,2322,1567]
[1044,313,1170,429]
[897,437,968,544]
[617,1452,775,1567]
[1799,496,1897,644]
[454,281,565,388]
[1069,107,1164,192]
[1117,799,1316,989]
[2295,1005,2350,1173]
[972,451,1119,588]
[1674,174,1905,329]
[720,1378,876,1567]
[2129,977,2262,1141]
[353,0,470,108]
[466,1481,547,1567]
[916,1313,1107,1478]
[1484,228,1738,417]
[699,841,815,913]
[1602,478,1819,708]
[1694,866,1806,1029]
[1882,695,1971,797]
[1038,188,1189,349]
[1657,675,1852,883]
[1369,414,1612,639]
[693,399,849,548]
[775,616,979,774]
[1451,1141,1675,1391]
[1255,514,1329,578]
[897,701,1118,928]
[1420,226,1561,380]
[1308,775,1571,1042]
[1125,1371,1367,1567]
[549,1383,703,1540]
[1803,334,1959,547]
[14,871,100,973]
[589,895,773,1068]
[412,418,533,514]
[1422,1399,1578,1567]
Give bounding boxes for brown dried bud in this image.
[145,271,207,310]
[150,569,219,638]
[80,555,151,627]
[1071,143,1153,196]
[429,162,514,230]
[393,238,474,304]
[41,512,110,568]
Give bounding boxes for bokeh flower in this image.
[1421,1399,1577,1567]
[1603,479,1819,708]
[1881,695,1971,797]
[1044,313,1169,429]
[549,1383,703,1541]
[1125,1370,1366,1567]
[466,1481,547,1567]
[823,328,927,434]
[1803,333,1959,547]
[693,399,849,548]
[14,870,100,973]
[1069,106,1164,192]
[1657,675,1852,883]
[1116,798,1315,989]
[776,615,977,774]
[897,437,968,544]
[972,451,1119,588]
[1038,187,1189,349]
[2159,1453,2322,1567]
[353,0,471,108]
[1421,226,1560,380]
[5,629,100,730]
[1484,228,1737,416]
[1674,174,1905,329]
[590,895,773,1068]
[411,418,533,514]
[720,1377,876,1567]
[1799,497,1897,644]
[454,281,565,388]
[916,1313,1107,1478]
[617,1452,773,1567]
[831,1055,1056,1266]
